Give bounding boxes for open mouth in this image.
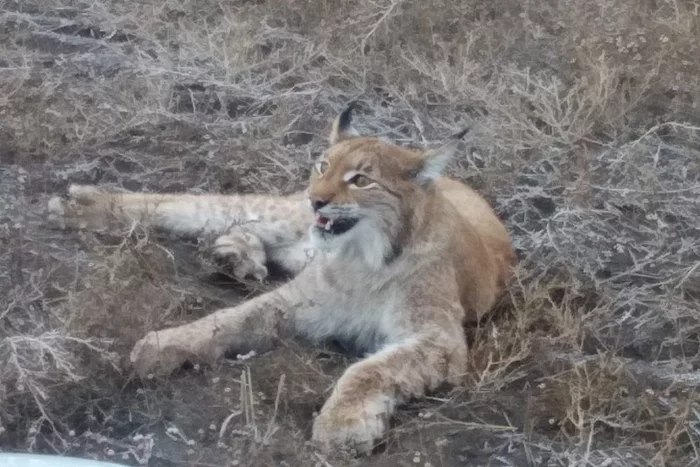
[314,212,359,235]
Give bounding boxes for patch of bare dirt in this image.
[1,0,699,466]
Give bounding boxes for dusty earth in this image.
[1,0,700,466]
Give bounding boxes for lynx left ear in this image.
[414,128,469,185]
[329,101,360,144]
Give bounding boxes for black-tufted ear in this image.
[329,101,360,144]
[413,128,469,185]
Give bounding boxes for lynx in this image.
[47,104,516,453]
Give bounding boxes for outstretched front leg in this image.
[48,184,314,279]
[311,313,468,454]
[129,272,312,377]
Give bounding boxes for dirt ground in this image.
[1,0,700,466]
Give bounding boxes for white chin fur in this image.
[310,219,392,271]
[309,222,348,250]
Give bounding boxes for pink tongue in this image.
[316,216,330,226]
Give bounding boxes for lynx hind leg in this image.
[212,229,269,281]
[47,184,126,231]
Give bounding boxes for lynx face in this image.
[307,139,412,258]
[306,105,464,267]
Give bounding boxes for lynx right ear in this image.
[411,128,470,185]
[329,101,360,144]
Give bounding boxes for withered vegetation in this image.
[1,0,699,465]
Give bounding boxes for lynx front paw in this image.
[47,184,116,231]
[130,328,211,378]
[212,231,268,281]
[311,402,389,454]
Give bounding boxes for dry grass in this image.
[1,0,699,465]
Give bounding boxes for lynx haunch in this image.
[47,103,516,453]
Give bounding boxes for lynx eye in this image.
[315,160,330,175]
[349,173,372,188]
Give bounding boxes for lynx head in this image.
[307,103,467,269]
